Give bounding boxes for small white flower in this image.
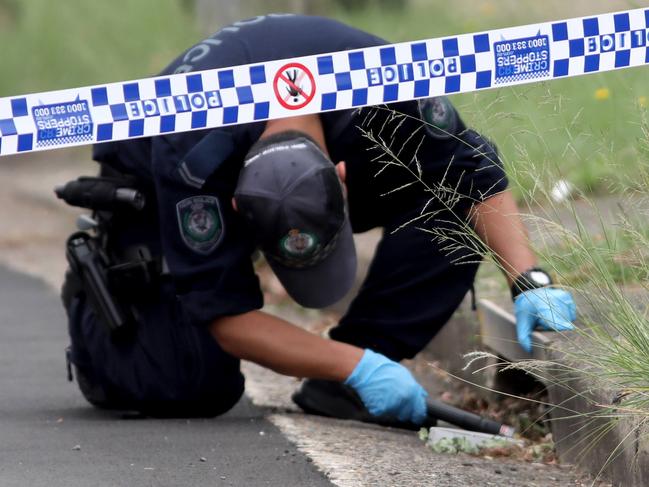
[550,180,574,203]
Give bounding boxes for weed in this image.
[359,63,649,484]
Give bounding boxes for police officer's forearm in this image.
[470,190,537,285]
[210,311,364,381]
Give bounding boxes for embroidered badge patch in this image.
[280,229,318,259]
[418,96,458,139]
[176,195,223,255]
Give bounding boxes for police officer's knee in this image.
[141,387,244,418]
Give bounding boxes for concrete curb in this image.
[477,298,648,487]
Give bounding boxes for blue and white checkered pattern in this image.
[1,8,648,157]
[550,10,649,78]
[90,64,271,144]
[313,33,494,112]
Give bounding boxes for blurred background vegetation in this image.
[1,0,649,196]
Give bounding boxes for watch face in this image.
[530,270,552,286]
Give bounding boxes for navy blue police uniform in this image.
[64,14,507,416]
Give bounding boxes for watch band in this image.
[510,267,553,300]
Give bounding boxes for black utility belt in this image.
[66,232,165,340]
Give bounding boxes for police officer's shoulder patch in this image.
[418,96,458,139]
[176,195,223,255]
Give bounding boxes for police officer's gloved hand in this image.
[344,349,428,425]
[512,268,577,353]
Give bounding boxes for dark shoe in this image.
[292,379,433,431]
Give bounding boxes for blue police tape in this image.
[1,8,649,157]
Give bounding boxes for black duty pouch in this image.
[106,245,164,301]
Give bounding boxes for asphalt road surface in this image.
[0,266,586,487]
[0,265,333,487]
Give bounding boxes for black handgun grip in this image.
[66,233,131,336]
[426,399,516,437]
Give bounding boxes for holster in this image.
[65,232,135,340]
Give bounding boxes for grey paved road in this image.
[0,266,332,487]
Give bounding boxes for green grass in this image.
[540,217,649,286]
[338,0,649,196]
[0,0,199,96]
[460,76,649,198]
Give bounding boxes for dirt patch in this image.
[0,148,95,290]
[0,0,19,29]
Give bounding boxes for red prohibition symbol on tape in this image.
[273,62,316,110]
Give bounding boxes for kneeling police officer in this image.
[60,14,576,424]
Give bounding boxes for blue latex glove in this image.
[514,288,577,352]
[344,349,428,425]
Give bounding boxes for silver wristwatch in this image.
[511,267,553,300]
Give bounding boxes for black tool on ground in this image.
[426,399,516,437]
[55,176,145,211]
[292,379,516,437]
[65,231,135,339]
